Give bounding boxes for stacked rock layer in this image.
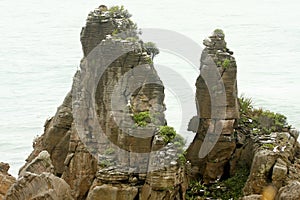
[186,30,240,183]
[5,5,187,200]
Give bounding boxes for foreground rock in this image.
[243,130,300,195]
[0,163,15,200]
[5,173,73,200]
[276,181,300,200]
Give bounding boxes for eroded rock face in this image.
[186,30,239,183]
[0,163,16,200]
[21,92,73,177]
[276,181,300,200]
[5,173,73,200]
[61,126,98,199]
[14,5,186,200]
[243,130,300,195]
[19,150,54,177]
[240,194,262,200]
[87,184,138,200]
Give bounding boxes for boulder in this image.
[19,150,54,177]
[276,181,300,200]
[0,162,16,200]
[5,173,73,200]
[86,184,138,200]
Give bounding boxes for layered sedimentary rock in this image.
[0,163,15,200]
[5,173,73,200]
[19,150,54,177]
[5,5,186,200]
[185,30,300,199]
[276,181,300,200]
[186,30,239,183]
[242,129,300,195]
[3,5,300,200]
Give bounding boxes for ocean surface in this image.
[1,0,299,176]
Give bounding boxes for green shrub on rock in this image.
[133,111,151,127]
[144,42,160,59]
[186,167,249,200]
[108,5,132,19]
[214,29,224,35]
[222,58,231,69]
[237,95,290,135]
[158,126,177,143]
[104,147,115,155]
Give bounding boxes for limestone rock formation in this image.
[5,5,186,200]
[240,194,262,200]
[243,129,300,195]
[19,150,54,177]
[184,30,300,200]
[5,173,73,200]
[0,163,15,200]
[186,29,239,183]
[3,5,300,200]
[276,181,300,200]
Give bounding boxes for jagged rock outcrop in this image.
[19,150,54,177]
[276,181,300,200]
[3,5,300,200]
[186,29,239,183]
[5,5,186,200]
[184,30,300,200]
[21,92,73,177]
[242,129,300,195]
[5,173,73,200]
[0,163,15,200]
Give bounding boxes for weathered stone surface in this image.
[243,130,299,195]
[276,181,300,200]
[241,194,262,200]
[17,5,186,200]
[61,126,98,199]
[272,158,288,189]
[19,150,53,177]
[196,30,239,119]
[243,149,277,195]
[86,184,138,200]
[186,30,239,183]
[22,92,72,176]
[5,173,73,200]
[0,163,16,200]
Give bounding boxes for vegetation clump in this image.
[262,143,275,150]
[214,29,224,35]
[107,5,140,39]
[108,5,131,19]
[158,125,177,144]
[157,125,186,164]
[99,159,112,168]
[237,95,290,135]
[104,147,115,155]
[186,167,249,200]
[143,42,160,59]
[133,111,151,127]
[222,58,231,69]
[107,5,160,63]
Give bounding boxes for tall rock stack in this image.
[5,5,187,200]
[186,29,239,183]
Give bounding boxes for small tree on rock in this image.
[144,42,160,60]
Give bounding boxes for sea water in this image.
[0,0,299,176]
